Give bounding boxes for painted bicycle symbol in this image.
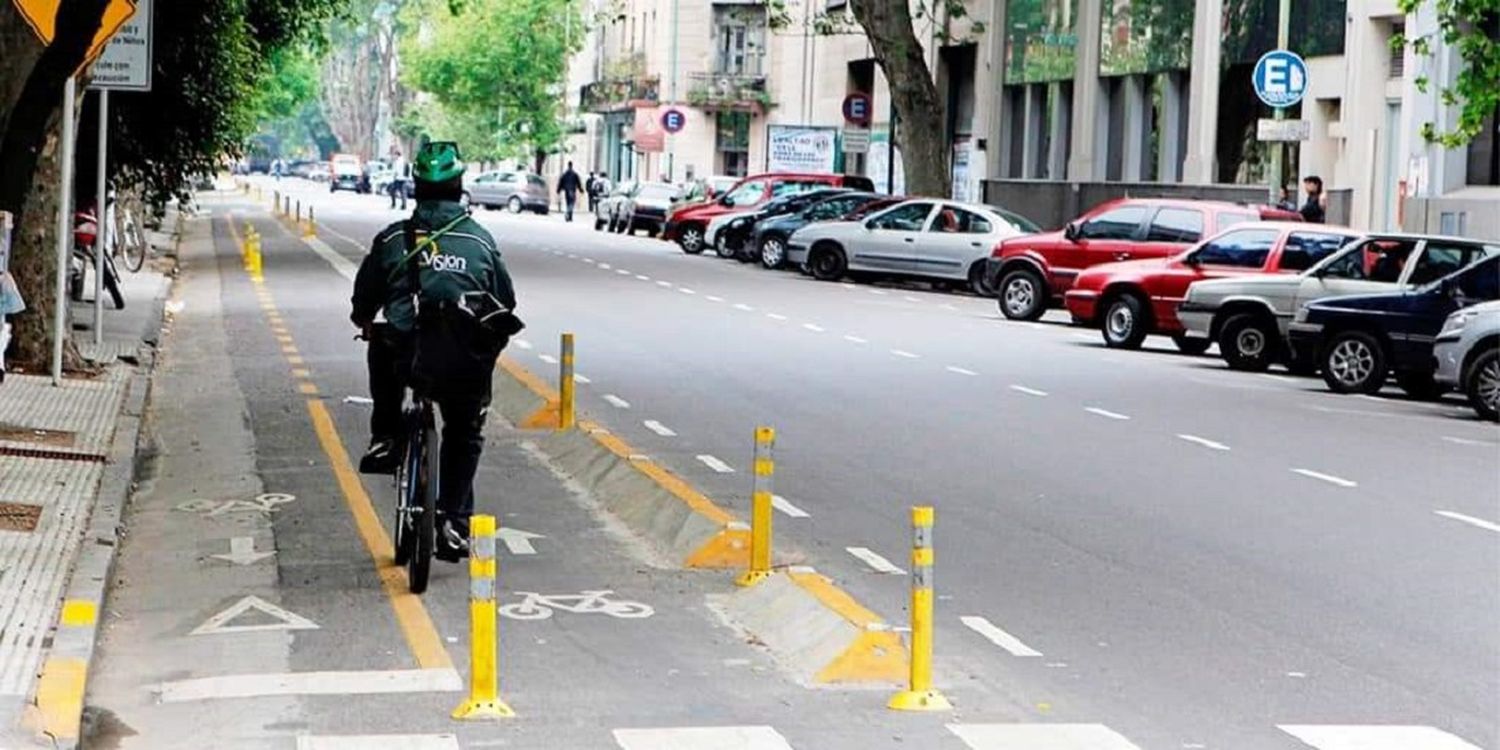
[498,590,654,620]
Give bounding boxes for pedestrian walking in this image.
[557,162,582,222]
[585,172,598,213]
[389,147,410,210]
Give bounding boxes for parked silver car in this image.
[464,171,550,214]
[615,182,680,236]
[1435,299,1500,421]
[594,181,635,232]
[786,199,1037,293]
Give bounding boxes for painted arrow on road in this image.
[210,536,275,565]
[497,528,545,555]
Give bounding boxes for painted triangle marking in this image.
[191,595,320,635]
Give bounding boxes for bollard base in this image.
[887,689,952,712]
[451,697,516,720]
[734,569,773,588]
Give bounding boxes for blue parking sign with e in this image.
[1253,50,1308,109]
[661,108,686,134]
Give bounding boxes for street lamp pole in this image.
[667,0,679,181]
[1270,0,1291,202]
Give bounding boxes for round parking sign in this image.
[661,108,686,134]
[1252,50,1308,109]
[842,93,872,126]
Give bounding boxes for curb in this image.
[23,225,179,749]
[491,356,909,685]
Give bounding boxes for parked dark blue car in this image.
[750,193,896,269]
[1288,254,1500,397]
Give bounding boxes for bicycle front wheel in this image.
[119,214,146,272]
[407,418,438,594]
[392,431,419,566]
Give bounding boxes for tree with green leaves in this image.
[401,0,583,170]
[1394,0,1499,147]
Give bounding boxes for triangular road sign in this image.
[190,595,319,636]
[11,0,138,65]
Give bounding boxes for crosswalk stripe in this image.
[1278,725,1483,749]
[613,726,795,750]
[948,723,1143,750]
[298,735,460,750]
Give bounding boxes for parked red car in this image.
[985,198,1302,321]
[1064,222,1359,351]
[663,172,876,254]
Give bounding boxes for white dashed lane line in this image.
[733,303,755,312]
[845,547,907,575]
[1291,468,1358,488]
[512,339,533,350]
[1442,435,1496,447]
[598,262,611,269]
[636,274,650,281]
[616,269,631,276]
[960,616,1043,657]
[538,354,558,364]
[573,374,592,384]
[1434,510,1500,533]
[602,394,631,409]
[945,366,977,376]
[1010,385,1049,397]
[843,335,868,344]
[890,349,920,359]
[766,313,788,321]
[678,288,696,295]
[695,454,735,473]
[903,296,922,303]
[656,280,673,288]
[771,495,810,518]
[867,289,887,296]
[802,323,826,332]
[1085,407,1131,421]
[1177,434,1230,451]
[706,295,725,303]
[643,420,676,437]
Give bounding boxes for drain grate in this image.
[0,445,106,463]
[0,502,42,532]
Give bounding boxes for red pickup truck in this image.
[985,198,1302,322]
[1064,223,1360,351]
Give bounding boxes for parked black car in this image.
[751,193,899,269]
[714,188,849,262]
[1288,254,1500,397]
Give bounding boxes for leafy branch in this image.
[1391,0,1500,147]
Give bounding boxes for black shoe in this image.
[434,518,470,563]
[359,439,397,475]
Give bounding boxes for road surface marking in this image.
[948,723,1143,749]
[844,335,869,344]
[497,527,544,555]
[636,274,650,281]
[191,595,318,635]
[771,495,809,518]
[617,269,631,275]
[904,295,922,303]
[765,312,788,321]
[538,354,558,364]
[602,394,631,409]
[613,726,794,750]
[513,339,533,350]
[679,287,696,295]
[960,616,1043,656]
[582,258,596,264]
[1027,322,1047,330]
[941,303,959,311]
[1258,372,1297,383]
[802,323,826,332]
[696,454,735,473]
[643,420,677,437]
[209,537,274,566]
[1291,468,1358,488]
[891,349,920,358]
[868,289,888,296]
[158,668,462,703]
[1442,435,1496,447]
[656,280,673,288]
[298,736,460,750]
[302,236,360,281]
[573,374,591,384]
[845,546,907,575]
[734,303,755,311]
[1085,407,1131,421]
[842,282,857,289]
[598,262,612,269]
[946,366,977,376]
[1010,385,1048,397]
[1176,434,1230,451]
[1434,510,1500,534]
[1277,725,1483,750]
[706,295,725,302]
[566,253,577,258]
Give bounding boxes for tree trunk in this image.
[7,110,83,372]
[849,0,950,198]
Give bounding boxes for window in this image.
[722,179,765,207]
[1320,239,1417,281]
[715,111,751,177]
[807,197,855,220]
[1145,208,1205,243]
[841,175,876,192]
[1079,205,1147,240]
[1190,228,1281,268]
[1450,256,1500,300]
[528,175,546,188]
[927,207,992,234]
[499,173,519,183]
[1281,232,1352,271]
[870,202,934,231]
[1217,212,1257,230]
[1408,245,1469,286]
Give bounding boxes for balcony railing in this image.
[685,72,772,113]
[580,76,660,113]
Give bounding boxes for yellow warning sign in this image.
[11,0,138,65]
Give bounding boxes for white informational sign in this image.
[868,130,904,196]
[91,0,152,92]
[951,137,973,202]
[1256,118,1311,142]
[842,128,870,154]
[767,125,838,174]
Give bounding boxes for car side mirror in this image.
[1182,252,1201,267]
[863,219,878,231]
[1063,222,1081,242]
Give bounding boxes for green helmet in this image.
[413,140,465,184]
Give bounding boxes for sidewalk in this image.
[0,214,178,747]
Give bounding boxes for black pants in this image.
[563,194,577,221]
[389,180,407,209]
[367,328,492,524]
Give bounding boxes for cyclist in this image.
[350,140,520,561]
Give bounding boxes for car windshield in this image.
[639,185,677,200]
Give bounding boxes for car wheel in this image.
[1464,348,1499,421]
[760,236,787,269]
[1218,313,1279,372]
[679,225,705,254]
[508,196,523,214]
[998,268,1046,321]
[715,234,736,259]
[1101,294,1149,350]
[1321,330,1387,394]
[809,244,847,281]
[1395,371,1443,400]
[1172,335,1211,355]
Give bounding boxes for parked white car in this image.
[1434,299,1500,421]
[785,199,1038,293]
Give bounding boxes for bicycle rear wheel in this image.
[392,428,418,566]
[407,414,438,594]
[118,211,146,272]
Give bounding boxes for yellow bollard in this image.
[558,333,575,430]
[452,515,515,720]
[304,206,316,238]
[889,506,951,712]
[735,426,776,587]
[273,191,281,214]
[295,200,302,224]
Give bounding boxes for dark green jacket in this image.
[351,201,516,332]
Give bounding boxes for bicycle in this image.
[391,374,440,594]
[112,188,148,273]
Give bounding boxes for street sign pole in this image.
[1270,0,1291,203]
[52,76,77,385]
[93,89,108,346]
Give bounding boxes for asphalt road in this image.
[248,178,1496,749]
